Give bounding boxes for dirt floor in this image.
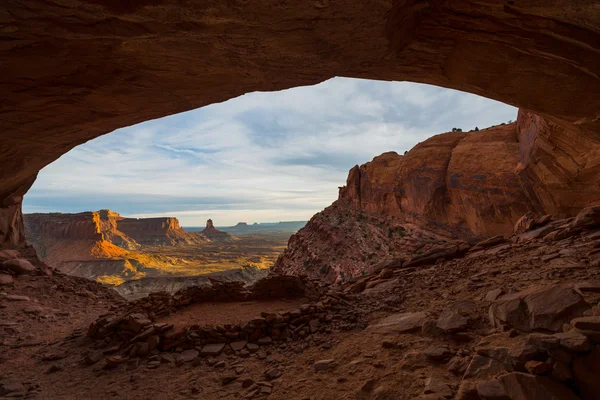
[1,230,599,399]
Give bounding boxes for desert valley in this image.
[23,211,299,298]
[2,1,600,400]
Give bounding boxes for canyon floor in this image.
[1,214,599,400]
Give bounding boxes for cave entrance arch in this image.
[1,0,600,249]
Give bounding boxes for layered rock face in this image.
[23,210,204,277]
[1,0,600,249]
[276,114,600,280]
[116,216,198,246]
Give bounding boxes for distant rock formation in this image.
[23,210,207,278]
[220,221,307,236]
[197,219,236,241]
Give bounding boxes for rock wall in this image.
[2,0,600,249]
[116,216,196,246]
[340,114,600,238]
[23,210,203,267]
[275,114,600,280]
[516,110,600,218]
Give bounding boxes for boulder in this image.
[0,274,13,285]
[514,213,536,234]
[498,372,580,400]
[554,331,591,352]
[477,379,509,400]
[571,206,600,229]
[423,377,453,398]
[489,285,590,332]
[369,312,428,334]
[230,340,247,351]
[177,349,199,363]
[525,360,552,375]
[124,313,151,333]
[485,289,503,302]
[571,317,600,331]
[437,309,468,333]
[0,250,20,261]
[314,359,335,371]
[404,245,463,268]
[463,355,504,379]
[1,259,35,275]
[199,343,225,357]
[423,346,454,361]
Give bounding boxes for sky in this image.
[23,78,517,226]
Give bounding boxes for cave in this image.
[1,0,600,251]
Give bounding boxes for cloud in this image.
[23,78,517,225]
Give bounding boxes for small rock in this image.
[424,346,453,361]
[257,337,272,345]
[360,379,378,393]
[571,316,600,331]
[381,340,396,349]
[463,355,504,379]
[264,368,281,380]
[230,340,247,351]
[1,259,35,275]
[242,378,255,388]
[368,312,428,333]
[0,274,14,285]
[424,377,453,398]
[314,359,335,371]
[177,349,199,363]
[447,357,469,375]
[485,289,503,302]
[6,295,29,301]
[221,375,237,385]
[525,360,551,375]
[199,343,225,357]
[437,309,468,333]
[125,313,151,333]
[84,350,103,365]
[554,331,591,352]
[45,364,63,374]
[159,353,175,364]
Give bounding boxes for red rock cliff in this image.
[116,216,192,246]
[275,112,600,280]
[24,210,203,265]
